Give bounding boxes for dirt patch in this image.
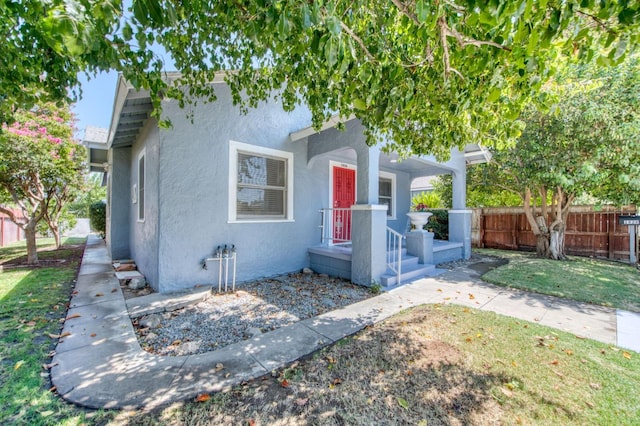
[467,259,509,276]
[0,244,84,270]
[123,305,506,425]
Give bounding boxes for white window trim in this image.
[329,160,357,210]
[228,140,294,223]
[379,170,396,220]
[137,149,145,222]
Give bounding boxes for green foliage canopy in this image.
[3,0,639,158]
[0,102,86,260]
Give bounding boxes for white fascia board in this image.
[289,114,357,142]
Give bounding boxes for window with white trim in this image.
[137,150,145,221]
[229,141,294,222]
[379,171,396,219]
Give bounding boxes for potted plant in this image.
[406,203,432,230]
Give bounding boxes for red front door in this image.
[332,166,355,243]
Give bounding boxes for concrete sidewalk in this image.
[50,235,639,410]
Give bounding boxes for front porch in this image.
[296,119,476,288]
[309,207,467,288]
[309,239,464,287]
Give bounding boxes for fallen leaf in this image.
[281,379,290,388]
[550,359,559,365]
[43,361,58,370]
[468,293,475,300]
[90,333,97,337]
[296,398,308,406]
[405,370,413,376]
[66,313,81,320]
[48,333,61,339]
[609,346,620,352]
[397,397,409,409]
[247,420,256,426]
[225,372,231,378]
[95,293,104,297]
[585,401,595,409]
[215,363,224,371]
[565,349,574,356]
[511,361,518,367]
[465,337,473,343]
[590,382,601,390]
[326,355,337,364]
[26,321,37,327]
[623,352,632,360]
[437,288,443,292]
[111,288,118,293]
[14,360,24,370]
[49,386,57,393]
[195,393,210,402]
[60,331,71,338]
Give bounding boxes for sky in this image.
[73,71,119,138]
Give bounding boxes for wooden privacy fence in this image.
[0,209,25,247]
[471,205,637,261]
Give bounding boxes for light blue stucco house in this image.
[86,73,488,293]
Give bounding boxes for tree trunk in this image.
[536,233,550,257]
[25,225,39,265]
[52,224,61,249]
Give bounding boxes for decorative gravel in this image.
[134,272,374,356]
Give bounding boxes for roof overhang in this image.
[291,115,492,166]
[289,114,356,142]
[107,71,230,149]
[463,143,492,164]
[82,126,109,173]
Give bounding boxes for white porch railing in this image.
[386,226,404,286]
[320,208,352,245]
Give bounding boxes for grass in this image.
[2,239,639,425]
[0,237,113,425]
[476,249,640,312]
[117,304,640,425]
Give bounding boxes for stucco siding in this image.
[129,120,160,290]
[107,147,131,259]
[155,86,328,292]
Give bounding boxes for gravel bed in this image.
[134,272,373,356]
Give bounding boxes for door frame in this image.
[329,160,357,210]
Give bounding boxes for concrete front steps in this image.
[380,250,437,288]
[308,239,465,288]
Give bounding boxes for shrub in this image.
[89,201,106,238]
[426,209,448,240]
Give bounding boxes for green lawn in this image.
[2,240,638,425]
[478,249,640,312]
[122,305,640,425]
[0,237,113,425]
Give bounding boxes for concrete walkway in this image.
[51,235,640,410]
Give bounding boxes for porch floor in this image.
[308,239,464,287]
